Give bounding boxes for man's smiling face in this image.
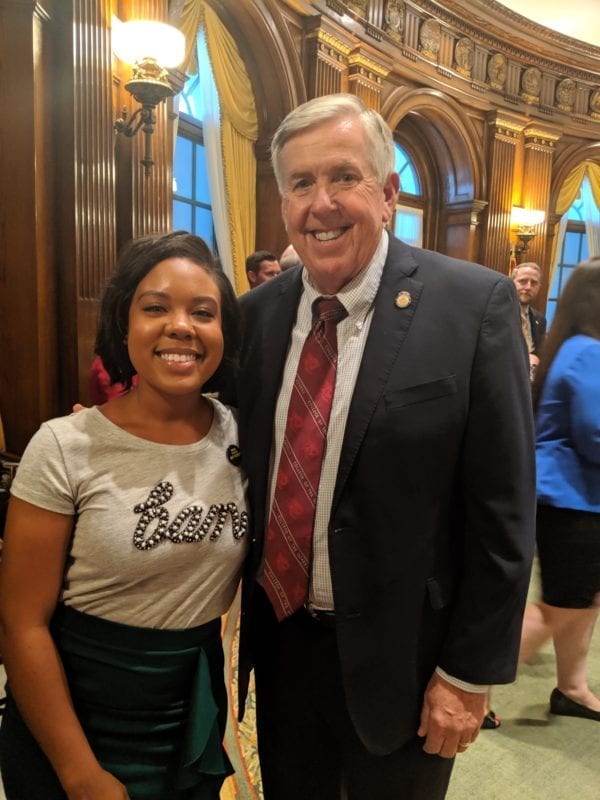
[279,115,398,295]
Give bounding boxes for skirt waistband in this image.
[51,603,221,652]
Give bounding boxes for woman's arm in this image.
[0,497,129,800]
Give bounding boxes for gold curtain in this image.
[170,0,203,75]
[556,162,587,216]
[171,1,258,295]
[550,160,600,283]
[587,162,600,209]
[204,3,258,294]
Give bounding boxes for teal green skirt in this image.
[1,605,233,800]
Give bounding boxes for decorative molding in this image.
[455,37,474,78]
[347,52,390,79]
[415,0,600,83]
[326,0,347,15]
[317,29,353,57]
[419,18,441,60]
[383,0,405,42]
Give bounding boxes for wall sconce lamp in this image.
[112,19,185,176]
[510,206,546,258]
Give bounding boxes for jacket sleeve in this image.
[439,277,536,685]
[569,343,600,464]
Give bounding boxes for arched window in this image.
[172,65,216,248]
[546,189,589,325]
[393,143,423,248]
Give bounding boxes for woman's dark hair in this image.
[95,231,241,395]
[532,257,600,409]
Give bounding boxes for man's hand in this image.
[417,672,486,758]
[71,404,87,413]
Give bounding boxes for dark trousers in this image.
[251,588,454,800]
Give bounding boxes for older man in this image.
[237,94,535,800]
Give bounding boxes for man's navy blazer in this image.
[529,305,547,355]
[235,234,536,755]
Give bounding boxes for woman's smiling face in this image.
[126,257,224,398]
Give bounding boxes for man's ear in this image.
[382,172,400,224]
[247,271,257,286]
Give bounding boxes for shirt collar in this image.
[301,230,389,322]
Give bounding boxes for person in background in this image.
[519,258,600,722]
[512,262,547,380]
[235,93,535,800]
[279,243,303,271]
[0,231,249,799]
[245,250,281,288]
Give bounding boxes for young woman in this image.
[0,231,249,798]
[520,257,600,721]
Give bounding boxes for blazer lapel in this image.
[245,271,303,543]
[332,237,422,512]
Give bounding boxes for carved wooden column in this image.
[482,113,527,273]
[444,200,488,264]
[519,126,561,269]
[53,0,117,408]
[347,47,391,111]
[305,21,351,98]
[0,0,59,451]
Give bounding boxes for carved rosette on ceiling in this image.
[555,78,576,113]
[521,67,542,103]
[590,89,600,119]
[419,19,441,61]
[455,37,474,77]
[384,0,405,42]
[487,53,507,91]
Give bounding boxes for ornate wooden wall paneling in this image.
[0,0,59,452]
[116,0,172,246]
[519,127,561,270]
[482,114,526,273]
[305,22,351,98]
[347,47,391,111]
[68,0,117,407]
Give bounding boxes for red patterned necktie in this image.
[261,296,348,621]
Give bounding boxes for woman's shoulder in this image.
[40,406,103,438]
[557,334,600,366]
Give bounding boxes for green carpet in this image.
[221,560,599,799]
[448,560,600,800]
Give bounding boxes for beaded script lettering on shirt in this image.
[133,481,248,550]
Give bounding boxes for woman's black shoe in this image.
[550,688,600,721]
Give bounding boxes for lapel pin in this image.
[227,445,242,467]
[395,291,412,309]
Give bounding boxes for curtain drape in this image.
[549,161,600,288]
[170,0,258,295]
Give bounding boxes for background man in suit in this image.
[512,262,547,378]
[237,94,535,800]
[245,249,281,288]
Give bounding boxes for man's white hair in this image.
[271,93,395,192]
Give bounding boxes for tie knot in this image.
[312,296,347,326]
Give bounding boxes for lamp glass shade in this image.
[511,206,546,227]
[112,19,185,69]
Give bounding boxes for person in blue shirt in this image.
[520,257,600,722]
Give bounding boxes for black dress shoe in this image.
[550,688,600,721]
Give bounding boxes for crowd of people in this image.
[0,93,597,800]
